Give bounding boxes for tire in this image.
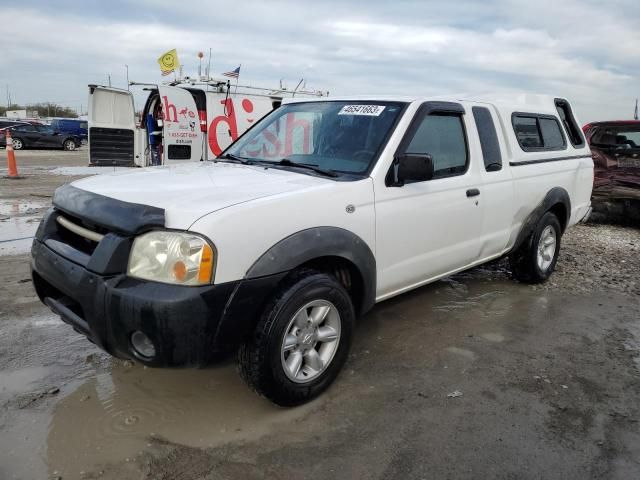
[12,138,24,150]
[510,211,562,284]
[239,269,355,406]
[63,139,76,151]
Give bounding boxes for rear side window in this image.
[538,118,565,148]
[405,114,468,178]
[512,114,566,152]
[472,106,502,171]
[555,99,585,147]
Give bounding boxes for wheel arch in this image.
[511,187,571,253]
[245,227,376,316]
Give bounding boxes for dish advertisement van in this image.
[87,79,327,167]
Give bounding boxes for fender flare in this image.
[511,187,571,253]
[245,227,377,314]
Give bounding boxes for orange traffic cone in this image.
[4,129,21,179]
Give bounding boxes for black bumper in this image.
[31,196,285,367]
[32,239,284,366]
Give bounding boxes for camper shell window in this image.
[512,113,567,152]
[555,99,585,147]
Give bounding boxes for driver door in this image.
[36,125,60,147]
[374,102,485,299]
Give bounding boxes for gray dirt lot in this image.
[0,150,639,479]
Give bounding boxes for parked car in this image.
[3,123,82,150]
[31,94,593,405]
[50,118,88,142]
[0,120,29,147]
[583,120,640,222]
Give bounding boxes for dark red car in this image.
[583,120,640,222]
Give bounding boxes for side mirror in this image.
[388,153,434,186]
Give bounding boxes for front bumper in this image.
[31,195,285,367]
[32,239,284,367]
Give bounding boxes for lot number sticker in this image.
[338,105,386,116]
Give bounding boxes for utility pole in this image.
[635,99,638,121]
[125,65,129,90]
[108,74,112,87]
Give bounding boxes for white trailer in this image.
[87,79,327,167]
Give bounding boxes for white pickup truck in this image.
[31,94,593,405]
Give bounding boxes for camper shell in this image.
[87,79,327,167]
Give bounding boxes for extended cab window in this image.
[513,114,566,152]
[472,106,502,171]
[404,114,468,178]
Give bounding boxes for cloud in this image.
[2,0,639,122]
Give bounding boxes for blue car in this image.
[50,118,88,141]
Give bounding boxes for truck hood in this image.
[70,162,331,229]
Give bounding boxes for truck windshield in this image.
[222,101,405,175]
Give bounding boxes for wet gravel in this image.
[485,223,640,296]
[545,223,640,296]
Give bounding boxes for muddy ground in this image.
[1,151,639,479]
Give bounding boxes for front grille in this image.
[89,127,134,166]
[55,213,107,256]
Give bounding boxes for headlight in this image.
[127,231,215,286]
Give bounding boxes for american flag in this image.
[161,69,174,77]
[223,66,240,79]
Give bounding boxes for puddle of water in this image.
[624,323,640,370]
[44,362,315,477]
[0,199,50,217]
[445,346,477,361]
[0,199,48,255]
[481,333,506,343]
[0,217,37,255]
[0,366,53,398]
[2,263,624,479]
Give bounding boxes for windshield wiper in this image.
[217,152,254,165]
[276,158,339,178]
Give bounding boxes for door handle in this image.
[466,188,480,197]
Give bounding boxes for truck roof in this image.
[283,93,565,115]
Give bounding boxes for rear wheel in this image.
[510,211,561,284]
[239,269,355,406]
[12,138,23,150]
[63,139,76,151]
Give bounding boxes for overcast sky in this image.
[4,0,639,123]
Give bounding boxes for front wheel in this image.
[63,139,76,151]
[239,269,355,406]
[12,138,24,150]
[510,211,561,284]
